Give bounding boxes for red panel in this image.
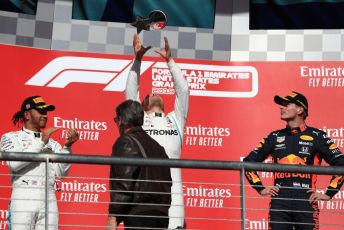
[1,44,344,229]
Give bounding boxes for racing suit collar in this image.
[154,112,164,117]
[145,111,165,117]
[22,127,41,138]
[287,123,307,134]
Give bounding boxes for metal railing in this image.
[2,151,344,230]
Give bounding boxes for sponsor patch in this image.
[332,149,340,154]
[300,135,314,141]
[145,129,178,136]
[33,97,44,103]
[277,136,285,143]
[302,183,310,188]
[246,172,261,183]
[299,141,313,146]
[274,143,286,150]
[299,146,310,155]
[288,92,297,98]
[312,130,320,136]
[293,182,301,187]
[330,143,338,150]
[278,154,306,165]
[330,176,343,188]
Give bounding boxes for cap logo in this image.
[288,92,298,98]
[26,104,31,109]
[33,97,44,104]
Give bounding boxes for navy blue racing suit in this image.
[244,125,344,230]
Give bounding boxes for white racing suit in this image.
[0,128,71,230]
[126,59,189,229]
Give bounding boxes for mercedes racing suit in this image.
[0,128,72,230]
[126,59,189,229]
[244,125,344,230]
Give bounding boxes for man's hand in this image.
[106,216,117,230]
[308,190,330,203]
[42,127,60,145]
[133,34,151,61]
[155,36,171,62]
[260,186,279,196]
[64,129,79,147]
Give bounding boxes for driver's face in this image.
[143,93,164,111]
[26,109,48,130]
[279,102,302,121]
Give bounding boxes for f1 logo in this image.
[26,56,259,98]
[25,56,154,92]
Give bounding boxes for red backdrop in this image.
[0,44,343,229]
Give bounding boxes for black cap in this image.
[20,96,55,112]
[274,91,308,115]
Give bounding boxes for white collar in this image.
[22,127,41,138]
[145,111,165,117]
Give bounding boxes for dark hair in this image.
[300,109,308,120]
[141,94,150,111]
[116,100,144,130]
[12,110,25,126]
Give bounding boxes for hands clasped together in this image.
[42,127,79,148]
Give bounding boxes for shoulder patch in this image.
[329,143,338,150]
[277,136,285,143]
[1,135,8,142]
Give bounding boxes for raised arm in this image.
[169,59,189,129]
[125,34,151,102]
[155,37,189,129]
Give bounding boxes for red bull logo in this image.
[330,176,343,188]
[275,154,310,180]
[275,172,311,179]
[246,172,261,183]
[277,154,307,165]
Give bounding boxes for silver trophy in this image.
[131,10,167,34]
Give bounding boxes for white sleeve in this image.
[169,59,189,129]
[125,60,141,102]
[1,133,44,172]
[51,140,72,179]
